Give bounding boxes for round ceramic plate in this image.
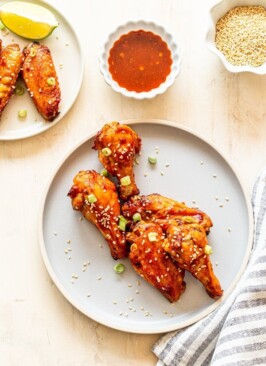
[0,0,83,140]
[39,120,253,334]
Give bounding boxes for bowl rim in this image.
[206,0,266,74]
[99,19,182,99]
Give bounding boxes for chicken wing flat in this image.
[122,193,213,233]
[0,42,23,115]
[22,42,61,121]
[93,122,141,201]
[68,170,127,259]
[127,221,186,302]
[163,221,223,299]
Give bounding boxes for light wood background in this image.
[1,0,266,365]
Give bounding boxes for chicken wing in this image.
[68,170,127,259]
[123,194,223,299]
[127,221,186,302]
[0,42,23,115]
[122,193,213,233]
[93,122,141,201]
[163,221,223,299]
[22,42,61,121]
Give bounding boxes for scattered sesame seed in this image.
[97,276,102,280]
[165,163,170,168]
[68,256,71,260]
[160,172,164,176]
[86,293,91,297]
[228,227,231,232]
[54,232,58,236]
[213,174,217,178]
[67,239,71,244]
[128,284,132,288]
[144,173,148,177]
[225,197,230,201]
[219,204,224,208]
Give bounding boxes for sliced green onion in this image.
[15,85,25,96]
[148,232,158,242]
[100,168,108,177]
[114,263,125,274]
[47,77,56,86]
[18,109,27,118]
[204,245,213,255]
[118,215,128,231]
[29,48,37,57]
[87,193,97,204]
[120,175,131,186]
[133,213,141,223]
[148,156,157,165]
[101,147,112,157]
[0,21,5,30]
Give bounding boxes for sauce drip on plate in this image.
[108,30,172,93]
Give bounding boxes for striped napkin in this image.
[153,168,266,366]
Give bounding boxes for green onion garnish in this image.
[101,147,112,157]
[148,156,157,165]
[114,263,125,274]
[133,213,141,223]
[87,193,97,204]
[120,175,131,186]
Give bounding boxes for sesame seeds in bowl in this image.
[99,20,181,99]
[206,0,266,74]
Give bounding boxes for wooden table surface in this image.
[1,0,266,365]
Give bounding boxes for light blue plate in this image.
[39,119,253,333]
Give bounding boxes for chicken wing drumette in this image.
[162,221,223,299]
[127,221,186,302]
[93,122,141,201]
[68,170,127,259]
[122,193,213,233]
[0,42,23,115]
[22,42,61,121]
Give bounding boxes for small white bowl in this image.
[99,20,181,99]
[206,0,266,74]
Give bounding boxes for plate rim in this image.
[0,0,84,141]
[38,119,254,334]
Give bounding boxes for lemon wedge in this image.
[0,1,58,40]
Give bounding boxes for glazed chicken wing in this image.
[123,194,223,299]
[122,193,213,233]
[163,221,223,299]
[68,170,127,259]
[0,42,23,115]
[93,122,141,201]
[22,42,61,121]
[127,221,186,302]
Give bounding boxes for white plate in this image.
[39,119,253,334]
[0,0,83,140]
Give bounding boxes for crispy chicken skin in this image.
[127,221,186,302]
[163,221,223,299]
[0,42,23,115]
[68,170,127,259]
[22,42,61,121]
[122,193,213,233]
[93,122,141,201]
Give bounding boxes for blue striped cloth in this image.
[153,168,266,366]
